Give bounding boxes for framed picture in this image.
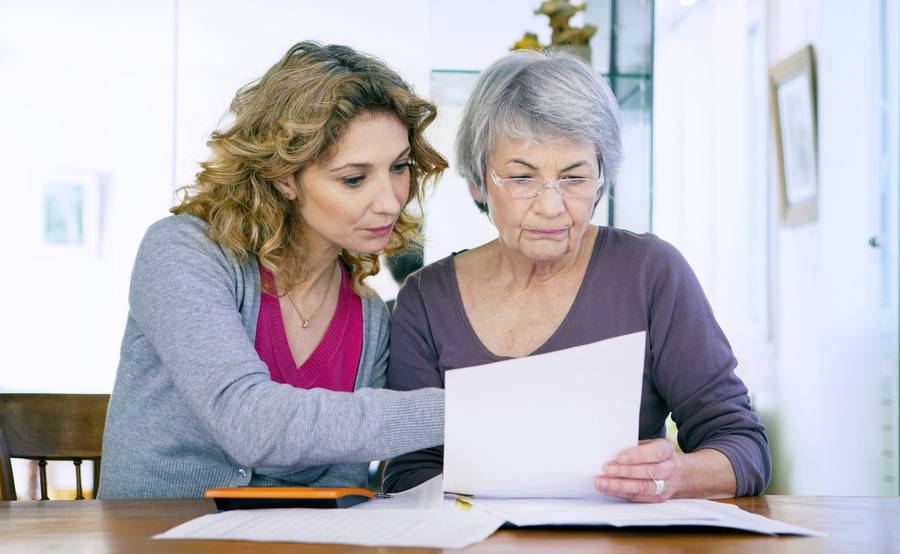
[41,171,102,255]
[770,45,818,226]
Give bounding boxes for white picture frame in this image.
[40,171,102,255]
[770,45,818,226]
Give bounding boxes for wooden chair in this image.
[0,394,109,501]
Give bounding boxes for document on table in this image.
[444,331,646,498]
[465,496,825,537]
[154,477,505,550]
[154,508,504,549]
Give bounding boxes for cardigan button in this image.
[238,469,248,478]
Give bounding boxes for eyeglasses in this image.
[489,169,604,199]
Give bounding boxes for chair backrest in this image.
[0,394,109,501]
[0,427,14,501]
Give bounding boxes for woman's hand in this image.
[594,439,683,503]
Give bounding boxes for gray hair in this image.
[455,48,622,214]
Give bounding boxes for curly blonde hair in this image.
[172,41,447,296]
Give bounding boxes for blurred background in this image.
[0,0,897,499]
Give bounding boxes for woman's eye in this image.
[392,162,413,173]
[342,175,365,187]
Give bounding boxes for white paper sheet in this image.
[444,331,646,498]
[467,496,825,537]
[153,505,505,550]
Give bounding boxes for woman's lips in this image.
[365,223,394,237]
[526,228,567,238]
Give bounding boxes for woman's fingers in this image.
[614,439,675,465]
[594,476,665,500]
[595,439,682,503]
[602,458,675,480]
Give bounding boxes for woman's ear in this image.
[469,183,484,203]
[469,182,490,216]
[274,175,298,201]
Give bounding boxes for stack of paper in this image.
[154,505,504,549]
[155,478,502,549]
[467,495,824,536]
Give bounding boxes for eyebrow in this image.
[506,159,591,173]
[329,146,412,173]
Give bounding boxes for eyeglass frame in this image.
[488,164,606,200]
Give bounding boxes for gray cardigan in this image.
[99,214,444,499]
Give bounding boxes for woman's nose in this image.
[532,186,566,217]
[371,174,403,215]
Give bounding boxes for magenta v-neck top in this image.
[255,263,362,392]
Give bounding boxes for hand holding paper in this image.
[597,438,684,502]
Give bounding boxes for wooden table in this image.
[1,496,898,553]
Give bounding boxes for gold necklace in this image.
[286,262,338,329]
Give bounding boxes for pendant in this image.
[302,319,311,329]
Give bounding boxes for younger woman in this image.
[100,42,447,498]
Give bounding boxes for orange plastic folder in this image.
[204,487,374,510]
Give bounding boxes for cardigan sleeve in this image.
[125,216,443,469]
[643,237,772,496]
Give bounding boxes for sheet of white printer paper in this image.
[154,505,504,550]
[467,496,825,537]
[443,331,646,498]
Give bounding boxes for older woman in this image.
[100,42,447,498]
[384,49,771,502]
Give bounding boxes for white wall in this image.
[655,0,772,400]
[885,0,900,493]
[767,0,896,495]
[655,0,899,495]
[174,0,433,194]
[0,1,175,392]
[427,1,552,71]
